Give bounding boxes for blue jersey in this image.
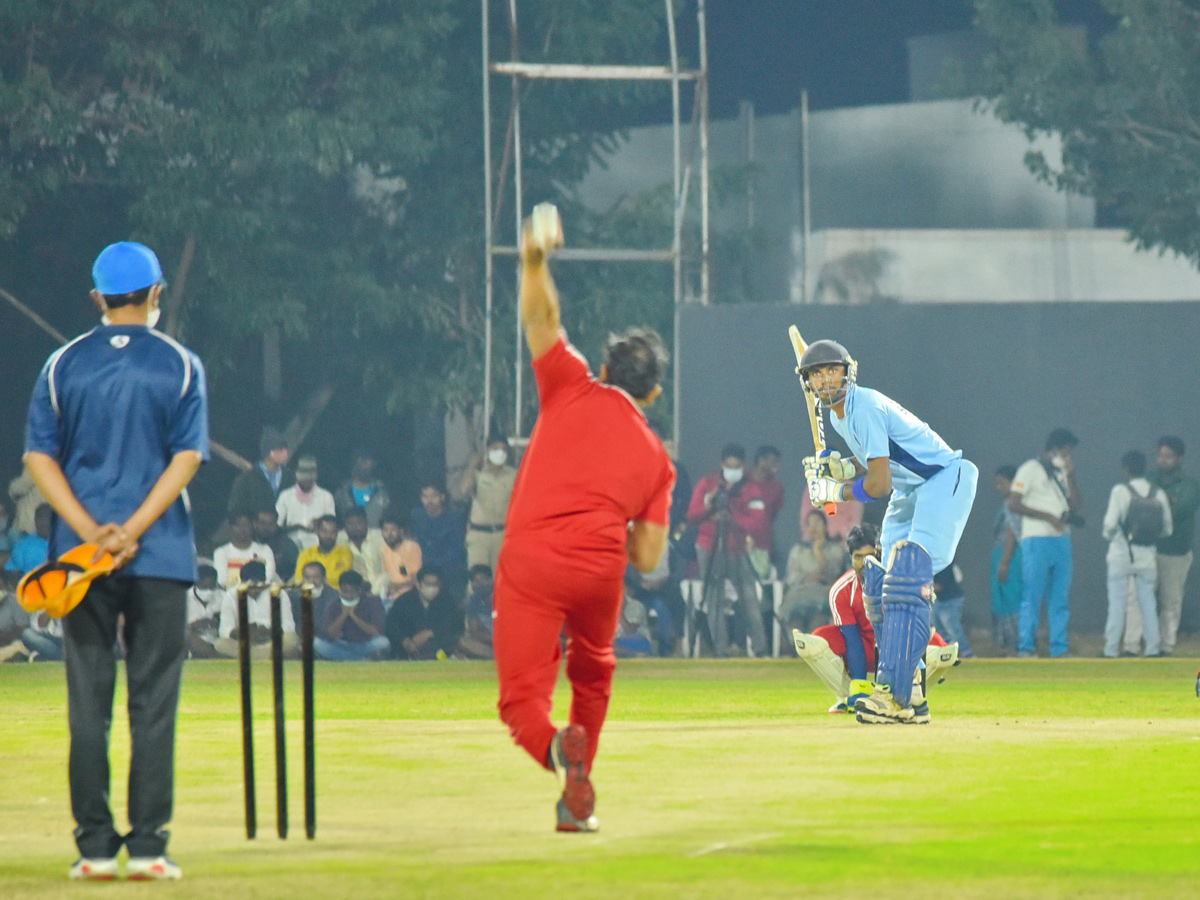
[828,384,960,494]
[25,325,210,582]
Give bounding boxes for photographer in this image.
[686,443,769,657]
[1008,428,1083,658]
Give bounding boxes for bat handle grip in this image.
[823,502,837,517]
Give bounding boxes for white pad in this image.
[793,630,851,701]
[926,641,959,684]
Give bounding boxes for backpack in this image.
[1122,482,1165,547]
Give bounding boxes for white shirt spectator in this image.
[1012,459,1071,539]
[276,485,336,549]
[212,541,277,588]
[1102,477,1173,571]
[218,586,296,639]
[187,584,225,625]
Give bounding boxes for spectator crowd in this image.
[1,424,1197,663]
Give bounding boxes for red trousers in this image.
[811,624,947,674]
[493,547,624,772]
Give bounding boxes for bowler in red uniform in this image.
[494,213,675,833]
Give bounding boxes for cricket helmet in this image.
[798,339,857,403]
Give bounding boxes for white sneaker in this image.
[127,856,182,881]
[854,684,914,724]
[69,858,118,881]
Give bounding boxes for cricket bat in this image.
[789,325,836,516]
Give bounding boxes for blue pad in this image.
[863,555,885,602]
[876,542,933,705]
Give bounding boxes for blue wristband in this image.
[851,477,876,504]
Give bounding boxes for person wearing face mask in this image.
[23,241,208,880]
[1009,428,1083,658]
[275,455,336,550]
[384,566,461,660]
[686,443,770,658]
[458,436,518,574]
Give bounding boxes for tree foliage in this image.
[972,0,1200,266]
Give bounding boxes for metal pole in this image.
[801,89,812,305]
[698,0,710,307]
[482,0,494,442]
[667,0,682,456]
[743,100,755,229]
[509,0,525,438]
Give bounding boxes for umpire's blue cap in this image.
[92,242,163,295]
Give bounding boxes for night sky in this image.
[693,0,1114,117]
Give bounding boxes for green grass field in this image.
[2,656,1199,899]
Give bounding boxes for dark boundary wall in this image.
[679,301,1200,637]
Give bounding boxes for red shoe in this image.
[549,725,595,829]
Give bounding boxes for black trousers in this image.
[63,576,188,858]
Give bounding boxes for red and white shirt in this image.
[828,568,876,648]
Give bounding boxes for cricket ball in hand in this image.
[530,202,563,252]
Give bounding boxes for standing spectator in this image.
[23,240,207,880]
[781,509,848,634]
[1147,436,1199,656]
[746,445,785,577]
[456,564,496,660]
[377,512,422,605]
[1102,450,1172,658]
[5,502,52,577]
[227,427,289,520]
[212,512,276,589]
[8,468,47,537]
[990,465,1023,653]
[385,566,461,660]
[213,561,297,660]
[687,443,769,658]
[313,570,389,661]
[275,455,335,550]
[1009,428,1083,658]
[294,515,353,589]
[410,482,467,603]
[252,508,298,589]
[931,561,975,658]
[459,436,518,574]
[334,452,390,529]
[338,506,385,589]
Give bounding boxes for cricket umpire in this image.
[24,241,208,880]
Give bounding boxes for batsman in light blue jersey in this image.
[797,339,977,724]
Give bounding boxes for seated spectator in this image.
[378,512,423,605]
[20,608,64,661]
[4,502,52,578]
[338,507,384,590]
[614,593,654,658]
[0,584,31,662]
[410,482,467,604]
[313,571,390,661]
[625,552,678,657]
[212,511,276,588]
[276,455,336,550]
[186,563,224,658]
[456,564,495,660]
[214,560,298,660]
[385,566,461,660]
[781,509,848,632]
[458,436,517,574]
[254,507,299,587]
[335,452,390,529]
[294,515,354,589]
[290,561,340,628]
[932,561,976,658]
[8,468,47,538]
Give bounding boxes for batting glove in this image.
[808,476,843,507]
[819,449,857,480]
